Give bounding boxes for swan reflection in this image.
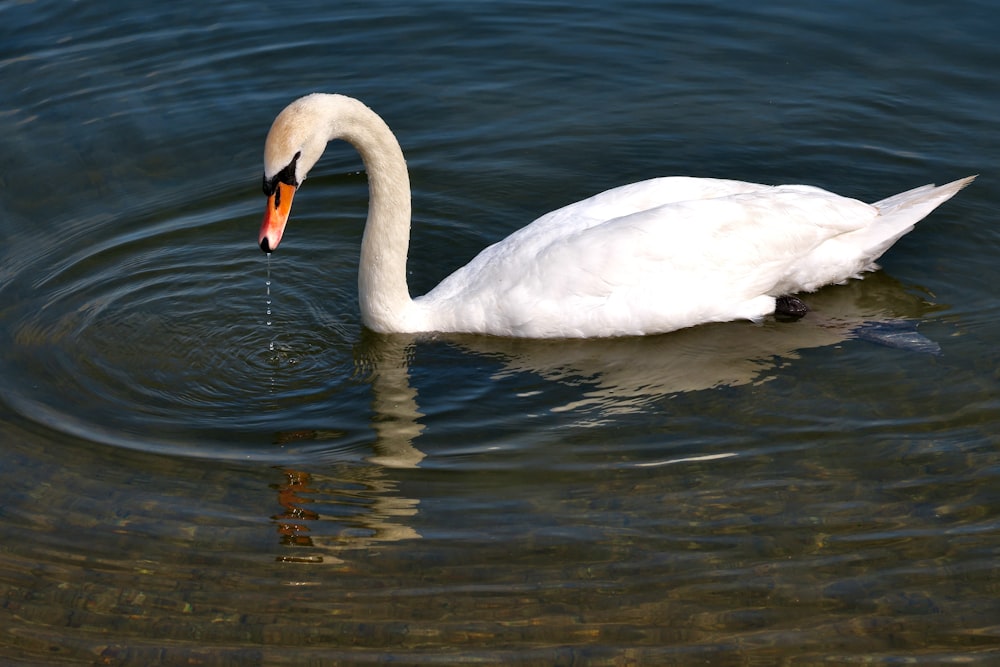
[437,273,940,417]
[271,467,420,564]
[346,271,941,449]
[267,274,940,557]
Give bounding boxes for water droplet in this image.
[265,254,276,356]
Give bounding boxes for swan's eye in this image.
[262,151,302,198]
[275,152,301,187]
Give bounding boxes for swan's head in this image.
[258,94,333,253]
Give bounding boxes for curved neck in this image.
[332,97,414,332]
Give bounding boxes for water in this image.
[1,0,999,663]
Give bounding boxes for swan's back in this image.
[500,177,774,247]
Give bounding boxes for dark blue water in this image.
[1,1,998,664]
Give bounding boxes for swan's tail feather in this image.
[859,175,976,260]
[872,175,977,217]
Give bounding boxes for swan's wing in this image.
[511,176,779,243]
[424,176,780,303]
[519,190,876,335]
[421,184,877,337]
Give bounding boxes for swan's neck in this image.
[332,98,414,332]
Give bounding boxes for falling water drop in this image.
[265,253,276,354]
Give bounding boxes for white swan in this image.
[258,93,973,339]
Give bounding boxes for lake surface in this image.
[2,0,998,664]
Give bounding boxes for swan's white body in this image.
[258,93,973,339]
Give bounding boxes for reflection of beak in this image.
[259,182,296,253]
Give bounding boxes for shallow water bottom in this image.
[2,386,998,666]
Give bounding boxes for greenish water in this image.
[1,0,998,664]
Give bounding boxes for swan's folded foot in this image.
[774,295,809,321]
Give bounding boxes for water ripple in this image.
[0,182,374,461]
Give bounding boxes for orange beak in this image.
[259,181,297,253]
